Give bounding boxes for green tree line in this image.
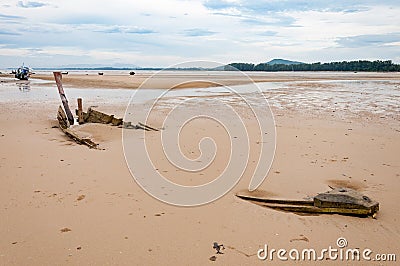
[225,60,400,72]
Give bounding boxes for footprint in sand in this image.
[209,255,217,261]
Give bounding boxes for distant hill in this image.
[266,59,303,65]
[210,65,226,71]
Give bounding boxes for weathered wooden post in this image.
[53,72,74,125]
[77,98,84,124]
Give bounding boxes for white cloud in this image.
[0,0,399,68]
[17,1,48,8]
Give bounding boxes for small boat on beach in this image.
[15,65,32,80]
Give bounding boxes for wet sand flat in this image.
[2,71,399,89]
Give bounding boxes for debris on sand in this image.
[60,228,72,233]
[236,187,379,217]
[78,107,123,126]
[53,71,160,149]
[213,242,225,254]
[120,121,160,131]
[57,106,99,149]
[77,195,86,201]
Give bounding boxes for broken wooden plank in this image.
[83,108,123,126]
[84,108,112,124]
[138,122,159,131]
[136,124,150,131]
[236,193,313,206]
[254,202,374,216]
[62,128,98,149]
[79,108,123,126]
[57,105,69,129]
[121,121,150,130]
[111,117,123,126]
[54,72,74,125]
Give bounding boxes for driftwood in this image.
[57,106,69,129]
[57,105,99,149]
[236,187,379,217]
[62,128,99,149]
[54,72,74,125]
[120,122,146,130]
[138,122,159,131]
[120,122,160,131]
[72,101,158,131]
[57,105,160,149]
[82,108,123,126]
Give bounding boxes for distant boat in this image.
[15,65,32,80]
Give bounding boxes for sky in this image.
[0,0,399,68]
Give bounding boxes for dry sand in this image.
[0,72,399,265]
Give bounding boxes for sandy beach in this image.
[0,72,399,265]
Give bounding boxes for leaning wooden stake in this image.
[54,72,74,125]
[77,98,84,124]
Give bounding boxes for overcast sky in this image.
[0,0,399,68]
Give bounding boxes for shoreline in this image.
[2,71,400,90]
